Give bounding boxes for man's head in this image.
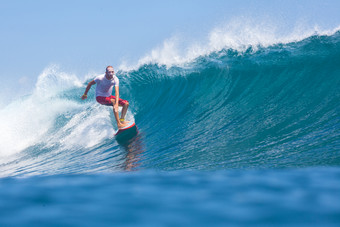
[105,66,115,79]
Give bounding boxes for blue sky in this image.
[0,0,339,102]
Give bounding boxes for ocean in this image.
[0,31,339,226]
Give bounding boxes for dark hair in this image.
[106,66,114,72]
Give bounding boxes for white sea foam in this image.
[119,17,340,71]
[0,65,85,158]
[0,65,136,160]
[34,64,83,98]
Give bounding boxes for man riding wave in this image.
[81,66,130,129]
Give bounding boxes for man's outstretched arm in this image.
[81,80,96,100]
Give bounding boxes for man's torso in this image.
[94,74,119,97]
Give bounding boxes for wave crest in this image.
[120,18,340,70]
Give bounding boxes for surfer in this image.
[81,66,130,129]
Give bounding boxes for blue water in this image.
[1,169,339,226]
[0,31,340,226]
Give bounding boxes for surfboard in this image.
[115,121,138,141]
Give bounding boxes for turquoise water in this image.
[0,32,339,225]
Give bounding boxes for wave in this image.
[120,20,340,70]
[0,31,339,177]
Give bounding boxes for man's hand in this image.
[81,80,95,100]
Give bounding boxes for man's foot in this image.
[118,121,130,129]
[120,118,125,122]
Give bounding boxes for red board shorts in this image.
[96,96,128,106]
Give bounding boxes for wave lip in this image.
[120,19,340,70]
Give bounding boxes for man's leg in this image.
[111,98,128,129]
[120,102,129,121]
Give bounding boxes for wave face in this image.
[1,32,340,176]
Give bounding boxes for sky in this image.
[0,0,339,103]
